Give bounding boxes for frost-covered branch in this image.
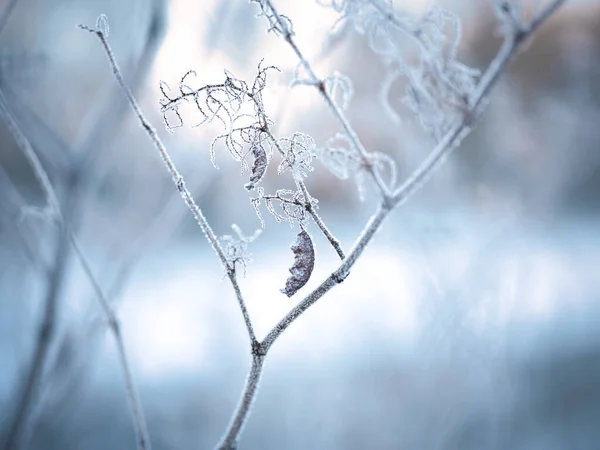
[79,17,258,346]
[392,0,568,206]
[213,1,567,447]
[70,236,151,450]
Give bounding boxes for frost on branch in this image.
[251,0,294,37]
[315,133,396,199]
[250,187,313,228]
[221,224,262,275]
[400,7,480,141]
[281,229,315,297]
[321,1,480,141]
[291,70,354,111]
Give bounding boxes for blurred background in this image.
[1,0,599,448]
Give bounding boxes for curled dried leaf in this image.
[281,230,315,298]
[245,144,268,190]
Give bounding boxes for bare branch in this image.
[79,17,257,345]
[69,236,151,450]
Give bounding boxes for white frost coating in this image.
[251,188,313,228]
[277,132,315,180]
[221,225,262,275]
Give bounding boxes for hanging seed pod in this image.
[244,144,268,190]
[281,230,315,297]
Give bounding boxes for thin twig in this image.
[297,179,345,260]
[78,19,258,346]
[69,235,151,450]
[0,89,70,450]
[217,2,567,447]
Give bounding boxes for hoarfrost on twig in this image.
[221,225,262,275]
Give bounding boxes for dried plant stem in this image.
[297,180,345,260]
[217,2,566,447]
[261,0,392,200]
[216,356,265,450]
[70,236,151,450]
[263,127,345,259]
[78,22,257,345]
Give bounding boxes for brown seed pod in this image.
[281,230,315,297]
[244,144,268,190]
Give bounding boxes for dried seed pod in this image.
[245,144,268,190]
[281,230,315,297]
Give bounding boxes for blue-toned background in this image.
[1,0,599,448]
